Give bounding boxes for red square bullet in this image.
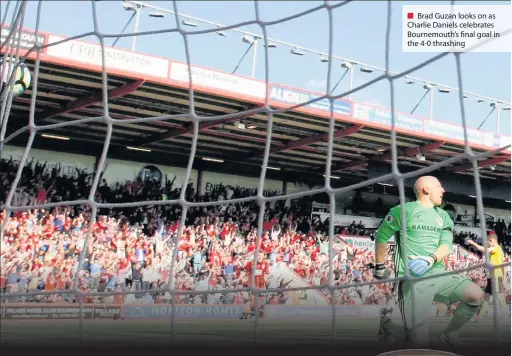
[407,12,414,19]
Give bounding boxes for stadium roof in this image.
[2,26,511,189]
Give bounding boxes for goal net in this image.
[0,0,510,346]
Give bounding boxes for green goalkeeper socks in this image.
[444,302,482,334]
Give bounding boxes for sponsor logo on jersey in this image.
[386,214,394,223]
[411,224,442,233]
[437,217,443,226]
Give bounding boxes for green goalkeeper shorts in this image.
[397,272,472,330]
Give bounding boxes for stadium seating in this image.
[1,157,510,310]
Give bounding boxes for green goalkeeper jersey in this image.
[375,201,454,277]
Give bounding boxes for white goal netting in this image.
[0,0,511,344]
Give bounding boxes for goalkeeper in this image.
[373,176,484,346]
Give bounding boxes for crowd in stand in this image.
[0,157,510,311]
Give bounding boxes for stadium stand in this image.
[2,157,509,315]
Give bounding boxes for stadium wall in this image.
[201,171,282,196]
[2,145,195,189]
[368,160,511,201]
[335,191,405,210]
[315,212,382,229]
[4,303,505,321]
[450,203,510,222]
[2,145,96,177]
[1,145,312,195]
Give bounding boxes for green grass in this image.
[1,317,510,345]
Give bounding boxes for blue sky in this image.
[3,0,511,136]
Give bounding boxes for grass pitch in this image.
[1,317,509,346]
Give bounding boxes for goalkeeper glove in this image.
[373,263,389,280]
[408,255,437,277]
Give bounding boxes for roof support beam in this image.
[126,106,264,148]
[450,155,510,173]
[229,124,364,162]
[396,140,447,158]
[271,124,364,155]
[38,79,145,123]
[328,140,446,173]
[330,159,368,172]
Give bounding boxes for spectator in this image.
[0,157,509,312]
